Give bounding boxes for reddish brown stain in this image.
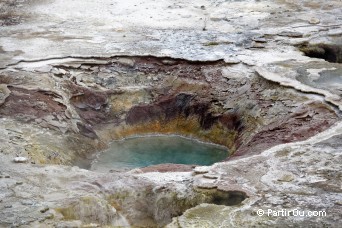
[0,87,66,121]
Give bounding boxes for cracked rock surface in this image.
[0,0,341,227]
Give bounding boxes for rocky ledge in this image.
[0,0,341,227]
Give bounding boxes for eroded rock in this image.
[0,84,10,106]
[13,156,28,163]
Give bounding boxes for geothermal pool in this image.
[90,135,228,172]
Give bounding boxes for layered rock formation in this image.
[0,0,341,227]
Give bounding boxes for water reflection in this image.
[90,135,228,172]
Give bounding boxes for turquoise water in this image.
[90,135,228,172]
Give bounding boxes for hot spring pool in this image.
[90,135,228,172]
